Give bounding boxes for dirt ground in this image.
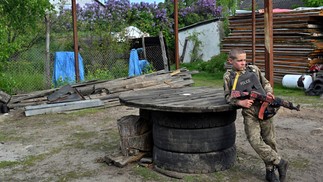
[0,100,322,181]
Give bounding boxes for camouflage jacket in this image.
[223,65,273,106]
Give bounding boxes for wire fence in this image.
[3,34,169,94]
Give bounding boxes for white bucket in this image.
[282,74,313,90]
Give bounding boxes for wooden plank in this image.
[0,91,11,103]
[25,99,104,116]
[10,88,57,103]
[104,152,146,168]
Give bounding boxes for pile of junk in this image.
[282,64,323,96]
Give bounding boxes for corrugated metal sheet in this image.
[239,0,304,10]
[221,9,323,83]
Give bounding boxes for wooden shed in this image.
[221,8,323,83]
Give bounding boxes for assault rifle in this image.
[231,90,300,120]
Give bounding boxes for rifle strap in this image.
[232,71,241,90]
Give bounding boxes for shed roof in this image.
[239,0,304,10]
[179,18,221,32]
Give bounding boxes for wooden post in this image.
[159,32,169,71]
[252,0,256,65]
[71,0,80,83]
[174,0,179,69]
[141,36,147,60]
[45,13,51,89]
[264,0,274,87]
[180,38,188,63]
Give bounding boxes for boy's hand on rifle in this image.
[267,92,275,99]
[237,99,254,108]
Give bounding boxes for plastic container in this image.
[282,74,313,90]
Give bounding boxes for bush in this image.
[181,52,228,73]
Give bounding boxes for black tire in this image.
[153,145,236,174]
[151,110,236,129]
[153,122,236,153]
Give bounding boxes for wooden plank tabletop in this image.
[119,87,235,113]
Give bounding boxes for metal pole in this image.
[252,0,256,65]
[72,0,80,83]
[174,0,179,69]
[264,0,274,86]
[45,13,51,89]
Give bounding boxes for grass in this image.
[192,72,224,87]
[57,170,95,182]
[289,157,310,169]
[133,166,165,181]
[0,161,20,168]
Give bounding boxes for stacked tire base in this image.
[153,145,236,174]
[151,110,237,174]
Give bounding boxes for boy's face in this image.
[228,53,246,71]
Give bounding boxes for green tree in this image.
[0,0,52,62]
[217,0,239,36]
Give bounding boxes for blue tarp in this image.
[53,52,85,87]
[139,59,149,73]
[128,49,142,77]
[128,49,150,77]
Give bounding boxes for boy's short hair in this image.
[229,48,246,60]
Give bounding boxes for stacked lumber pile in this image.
[221,8,323,82]
[8,69,195,112]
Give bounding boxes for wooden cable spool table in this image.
[119,87,237,174]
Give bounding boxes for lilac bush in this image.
[178,0,221,27]
[51,0,222,48]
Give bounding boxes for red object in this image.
[309,64,323,72]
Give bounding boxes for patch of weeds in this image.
[106,130,120,140]
[132,166,164,181]
[219,150,263,181]
[67,130,118,150]
[66,141,86,149]
[86,142,106,151]
[0,161,20,168]
[66,129,119,151]
[1,147,62,169]
[210,171,229,182]
[68,108,103,117]
[87,141,117,151]
[217,165,247,182]
[0,132,25,142]
[289,157,310,169]
[50,120,69,126]
[21,153,48,166]
[6,114,70,128]
[182,174,212,182]
[57,170,95,182]
[85,130,120,151]
[72,131,97,140]
[0,133,9,141]
[22,147,62,167]
[65,131,96,149]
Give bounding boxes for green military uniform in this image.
[223,65,281,169]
